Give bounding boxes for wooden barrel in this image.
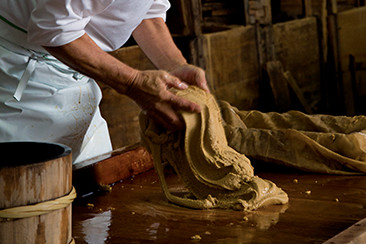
[0,142,73,244]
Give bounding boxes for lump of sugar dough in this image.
[140,86,289,211]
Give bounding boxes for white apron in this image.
[0,20,112,164]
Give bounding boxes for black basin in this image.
[0,141,71,167]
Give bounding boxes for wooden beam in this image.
[328,0,338,14]
[338,7,366,115]
[199,26,260,109]
[189,0,206,69]
[73,144,154,195]
[326,1,345,114]
[283,71,313,114]
[243,0,255,25]
[245,0,272,25]
[349,55,358,114]
[304,0,313,17]
[324,217,366,243]
[189,0,202,36]
[265,61,291,112]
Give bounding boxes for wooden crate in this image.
[167,0,199,36]
[201,0,245,26]
[273,0,361,22]
[273,17,322,112]
[337,6,366,114]
[167,0,246,36]
[201,26,260,109]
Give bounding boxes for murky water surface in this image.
[72,168,366,243]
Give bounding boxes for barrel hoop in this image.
[0,186,76,220]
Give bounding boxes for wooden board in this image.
[283,70,313,113]
[337,6,366,114]
[73,144,154,196]
[265,61,291,112]
[273,17,322,112]
[167,0,201,36]
[202,1,246,26]
[277,0,359,21]
[201,26,260,110]
[324,217,366,243]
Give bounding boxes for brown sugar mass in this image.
[140,86,288,211]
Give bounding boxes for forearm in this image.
[43,33,138,94]
[132,18,187,71]
[43,31,201,131]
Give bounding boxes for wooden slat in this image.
[329,0,339,14]
[167,0,198,36]
[243,0,256,25]
[265,61,291,112]
[73,144,154,195]
[304,0,313,16]
[273,17,322,112]
[283,71,313,113]
[324,217,366,243]
[200,26,260,109]
[337,6,366,114]
[246,0,272,24]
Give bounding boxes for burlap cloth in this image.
[219,100,366,175]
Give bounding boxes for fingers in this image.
[194,70,210,92]
[162,73,189,90]
[155,74,201,113]
[145,91,201,131]
[147,102,185,131]
[168,64,210,93]
[126,69,201,131]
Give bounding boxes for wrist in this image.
[166,61,188,72]
[112,66,139,95]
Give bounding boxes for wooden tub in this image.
[0,142,74,244]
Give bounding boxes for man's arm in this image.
[43,33,200,130]
[43,33,137,94]
[133,18,209,91]
[132,18,186,71]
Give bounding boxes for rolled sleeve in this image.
[27,0,113,47]
[145,0,171,21]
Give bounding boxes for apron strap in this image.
[0,15,27,34]
[13,55,37,101]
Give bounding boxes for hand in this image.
[169,64,210,92]
[126,70,201,131]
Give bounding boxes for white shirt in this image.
[0,0,170,52]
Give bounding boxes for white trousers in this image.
[0,36,112,164]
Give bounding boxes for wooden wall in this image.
[98,0,366,150]
[273,0,362,21]
[201,26,260,109]
[273,17,322,112]
[337,6,366,114]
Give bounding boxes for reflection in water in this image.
[72,168,366,243]
[146,222,171,241]
[82,210,112,244]
[146,222,159,240]
[133,200,288,230]
[248,204,289,230]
